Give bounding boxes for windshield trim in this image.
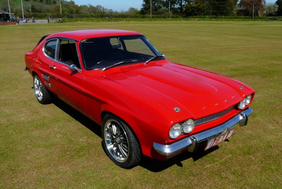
[80,35,163,71]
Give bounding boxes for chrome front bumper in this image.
[153,108,253,159]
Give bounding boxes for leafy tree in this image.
[79,5,90,15]
[140,0,189,15]
[176,0,189,14]
[276,0,282,15]
[96,5,107,14]
[184,0,237,16]
[64,1,80,15]
[162,0,177,14]
[226,0,239,15]
[208,0,238,16]
[0,0,14,11]
[140,0,164,14]
[264,3,278,15]
[127,7,139,15]
[201,0,212,14]
[184,0,205,16]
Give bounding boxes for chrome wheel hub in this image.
[34,76,43,101]
[104,119,129,163]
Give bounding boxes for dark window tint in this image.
[44,40,57,59]
[58,39,80,68]
[81,36,161,70]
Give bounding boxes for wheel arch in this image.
[100,110,143,156]
[99,100,172,159]
[32,71,52,104]
[32,71,49,90]
[32,70,42,80]
[32,71,38,76]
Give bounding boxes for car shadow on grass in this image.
[51,97,219,172]
[52,97,102,138]
[139,146,219,172]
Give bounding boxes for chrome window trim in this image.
[42,38,59,60]
[42,37,82,72]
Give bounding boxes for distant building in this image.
[235,5,266,17]
[0,9,14,21]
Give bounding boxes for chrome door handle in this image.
[49,65,56,70]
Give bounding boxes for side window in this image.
[44,40,57,59]
[58,39,80,68]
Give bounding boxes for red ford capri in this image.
[25,30,255,168]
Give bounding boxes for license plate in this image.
[204,129,235,151]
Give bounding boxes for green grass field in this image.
[1,21,281,188]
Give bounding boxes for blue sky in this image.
[72,0,144,11]
[73,0,277,12]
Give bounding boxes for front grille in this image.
[195,106,234,126]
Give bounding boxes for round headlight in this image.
[182,119,195,134]
[245,95,252,105]
[169,123,182,139]
[238,100,246,110]
[238,95,252,110]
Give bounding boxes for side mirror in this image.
[69,64,79,72]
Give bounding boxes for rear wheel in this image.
[102,114,141,169]
[33,74,51,104]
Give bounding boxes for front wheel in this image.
[33,74,51,104]
[102,115,141,169]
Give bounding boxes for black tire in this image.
[102,114,141,169]
[33,74,52,104]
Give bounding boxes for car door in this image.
[38,38,58,94]
[41,38,86,113]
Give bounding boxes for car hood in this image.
[103,61,254,121]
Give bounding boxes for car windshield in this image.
[80,35,163,70]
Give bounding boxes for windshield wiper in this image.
[145,54,164,65]
[102,59,136,72]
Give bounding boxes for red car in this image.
[25,30,255,168]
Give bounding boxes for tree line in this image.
[0,0,281,19]
[141,0,282,17]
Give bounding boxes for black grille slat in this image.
[195,106,234,126]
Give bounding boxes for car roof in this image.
[46,29,142,41]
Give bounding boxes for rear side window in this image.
[44,40,57,59]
